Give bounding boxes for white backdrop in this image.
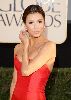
[0,0,68,44]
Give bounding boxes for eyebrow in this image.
[28,19,43,21]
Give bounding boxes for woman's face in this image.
[25,12,45,38]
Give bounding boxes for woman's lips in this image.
[34,31,39,33]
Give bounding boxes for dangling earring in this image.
[24,25,27,31]
[25,28,31,39]
[25,27,28,32]
[44,25,46,29]
[43,25,47,37]
[43,26,46,32]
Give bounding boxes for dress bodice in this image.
[12,55,51,100]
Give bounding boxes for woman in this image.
[9,5,56,100]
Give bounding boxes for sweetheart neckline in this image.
[14,55,51,73]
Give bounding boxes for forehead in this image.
[26,12,44,21]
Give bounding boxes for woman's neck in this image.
[29,34,48,48]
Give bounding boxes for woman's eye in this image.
[29,22,33,24]
[38,21,42,23]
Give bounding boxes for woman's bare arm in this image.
[21,41,56,76]
[9,45,18,100]
[46,57,56,72]
[9,67,17,100]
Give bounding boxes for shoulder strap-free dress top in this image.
[11,55,51,100]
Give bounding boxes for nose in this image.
[33,22,39,29]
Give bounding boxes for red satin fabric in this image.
[11,55,51,100]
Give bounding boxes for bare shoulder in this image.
[41,40,56,52]
[42,40,56,58]
[14,43,22,57]
[45,40,56,48]
[44,41,56,71]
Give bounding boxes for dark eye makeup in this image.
[28,20,43,24]
[29,22,33,24]
[38,21,42,23]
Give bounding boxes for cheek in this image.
[39,25,44,31]
[27,26,33,32]
[26,24,33,30]
[26,26,34,35]
[39,23,44,29]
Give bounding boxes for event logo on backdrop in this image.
[0,0,68,43]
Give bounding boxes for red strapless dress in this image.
[11,55,51,100]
